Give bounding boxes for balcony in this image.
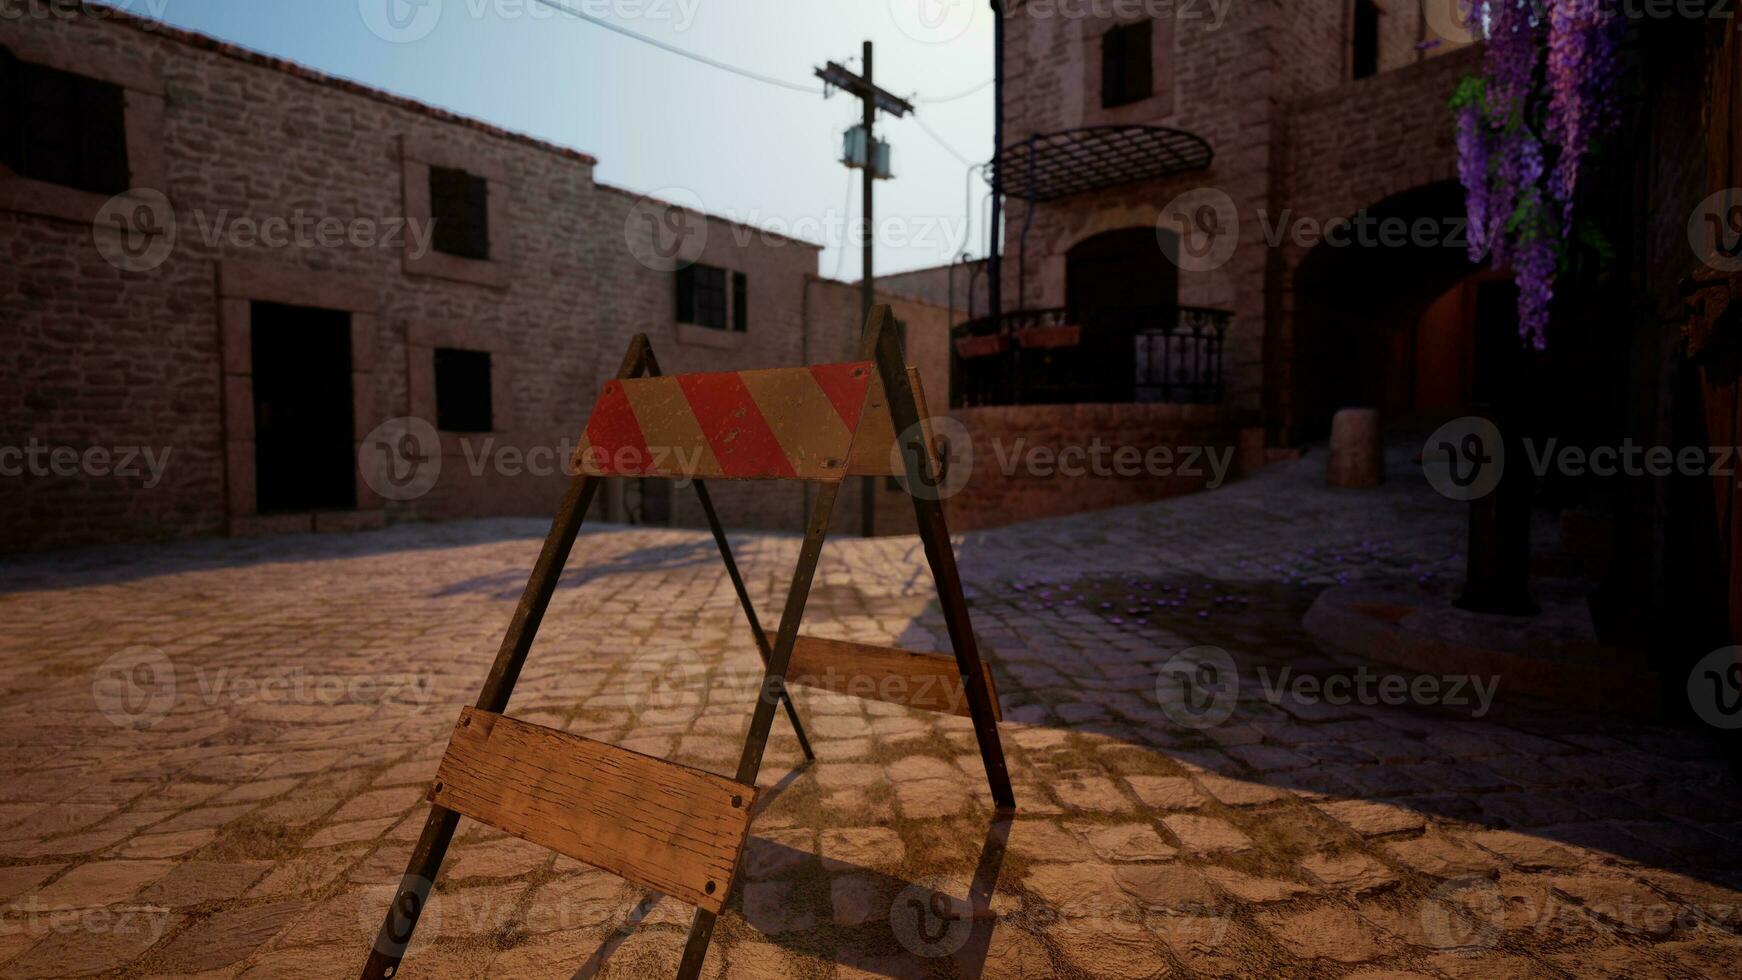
[951,305,1232,407]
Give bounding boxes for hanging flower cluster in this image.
[1452,0,1625,350]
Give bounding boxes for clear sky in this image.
[96,0,997,278]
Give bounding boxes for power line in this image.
[916,78,993,103]
[832,167,857,279]
[909,112,978,167]
[528,0,822,94]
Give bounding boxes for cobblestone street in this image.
[1,452,1739,978]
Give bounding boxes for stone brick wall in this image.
[941,403,1239,530]
[996,1,1476,444]
[0,9,938,551]
[1271,43,1478,441]
[869,260,988,318]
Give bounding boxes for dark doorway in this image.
[1066,227,1178,314]
[251,302,355,513]
[1016,227,1180,403]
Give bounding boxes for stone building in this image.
[973,0,1487,445]
[0,7,951,552]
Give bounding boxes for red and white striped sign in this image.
[571,362,877,481]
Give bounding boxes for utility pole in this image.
[817,42,913,537]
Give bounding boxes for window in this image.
[433,347,493,432]
[0,46,130,195]
[1100,20,1152,109]
[732,271,748,333]
[676,263,729,329]
[1352,0,1381,79]
[429,166,490,260]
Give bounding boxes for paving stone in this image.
[136,859,273,906]
[1300,851,1399,894]
[1161,814,1253,854]
[1465,829,1585,870]
[742,880,820,934]
[1257,904,1390,962]
[152,900,302,972]
[1122,775,1206,810]
[1194,773,1290,806]
[444,836,552,880]
[0,909,183,978]
[1050,773,1133,813]
[820,827,905,872]
[1073,822,1176,862]
[830,873,888,926]
[0,866,60,906]
[21,859,174,909]
[4,456,1742,975]
[1314,798,1427,837]
[1383,833,1502,878]
[1198,865,1311,903]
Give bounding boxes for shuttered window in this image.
[1100,21,1153,109]
[429,166,491,260]
[676,263,729,329]
[434,347,494,433]
[1,47,130,195]
[732,271,748,333]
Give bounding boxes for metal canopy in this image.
[987,125,1214,202]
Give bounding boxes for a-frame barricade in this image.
[360,306,1014,980]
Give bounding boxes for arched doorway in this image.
[1287,181,1514,441]
[1013,227,1179,403]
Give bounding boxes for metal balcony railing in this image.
[952,305,1232,407]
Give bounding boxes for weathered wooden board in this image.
[430,708,756,914]
[785,635,1002,720]
[844,367,938,477]
[570,363,875,481]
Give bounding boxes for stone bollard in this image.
[1327,408,1383,487]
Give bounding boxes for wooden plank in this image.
[844,367,939,477]
[431,708,756,914]
[786,635,1002,720]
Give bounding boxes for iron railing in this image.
[952,304,1232,407]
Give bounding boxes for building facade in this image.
[0,8,950,552]
[976,0,1486,444]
